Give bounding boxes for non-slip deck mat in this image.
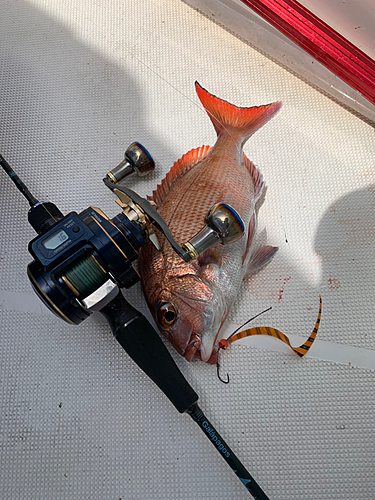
[1,1,374,499]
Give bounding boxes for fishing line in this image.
[216,306,272,383]
[132,54,243,150]
[30,200,59,226]
[38,203,58,223]
[226,306,273,343]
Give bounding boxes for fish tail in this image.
[195,82,282,142]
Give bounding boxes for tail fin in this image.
[195,82,282,141]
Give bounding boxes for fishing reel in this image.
[21,143,244,325]
[1,145,271,499]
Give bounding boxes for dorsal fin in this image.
[149,145,212,206]
[243,154,264,202]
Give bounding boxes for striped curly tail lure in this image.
[217,295,322,382]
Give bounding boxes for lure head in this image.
[218,339,229,350]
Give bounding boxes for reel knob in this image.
[206,203,245,245]
[183,203,245,259]
[106,142,155,184]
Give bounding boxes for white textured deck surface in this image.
[0,1,374,499]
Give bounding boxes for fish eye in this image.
[156,302,177,327]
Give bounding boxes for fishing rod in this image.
[1,146,270,500]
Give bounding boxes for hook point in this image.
[216,362,230,384]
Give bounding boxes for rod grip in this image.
[100,293,198,413]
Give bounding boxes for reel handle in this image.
[106,142,155,183]
[100,293,198,413]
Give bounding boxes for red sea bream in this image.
[138,82,281,363]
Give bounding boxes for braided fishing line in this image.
[217,306,272,383]
[131,54,271,158]
[63,254,108,297]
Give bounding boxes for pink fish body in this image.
[138,82,281,363]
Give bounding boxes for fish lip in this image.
[184,336,201,362]
[200,342,212,363]
[198,349,218,365]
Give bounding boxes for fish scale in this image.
[138,82,281,363]
[166,164,251,241]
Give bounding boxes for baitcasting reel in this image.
[4,143,244,325]
[0,145,271,499]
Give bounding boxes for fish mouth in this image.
[183,335,219,364]
[184,335,202,362]
[161,276,225,363]
[200,335,216,363]
[199,349,218,365]
[184,339,218,364]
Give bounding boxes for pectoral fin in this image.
[245,244,278,277]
